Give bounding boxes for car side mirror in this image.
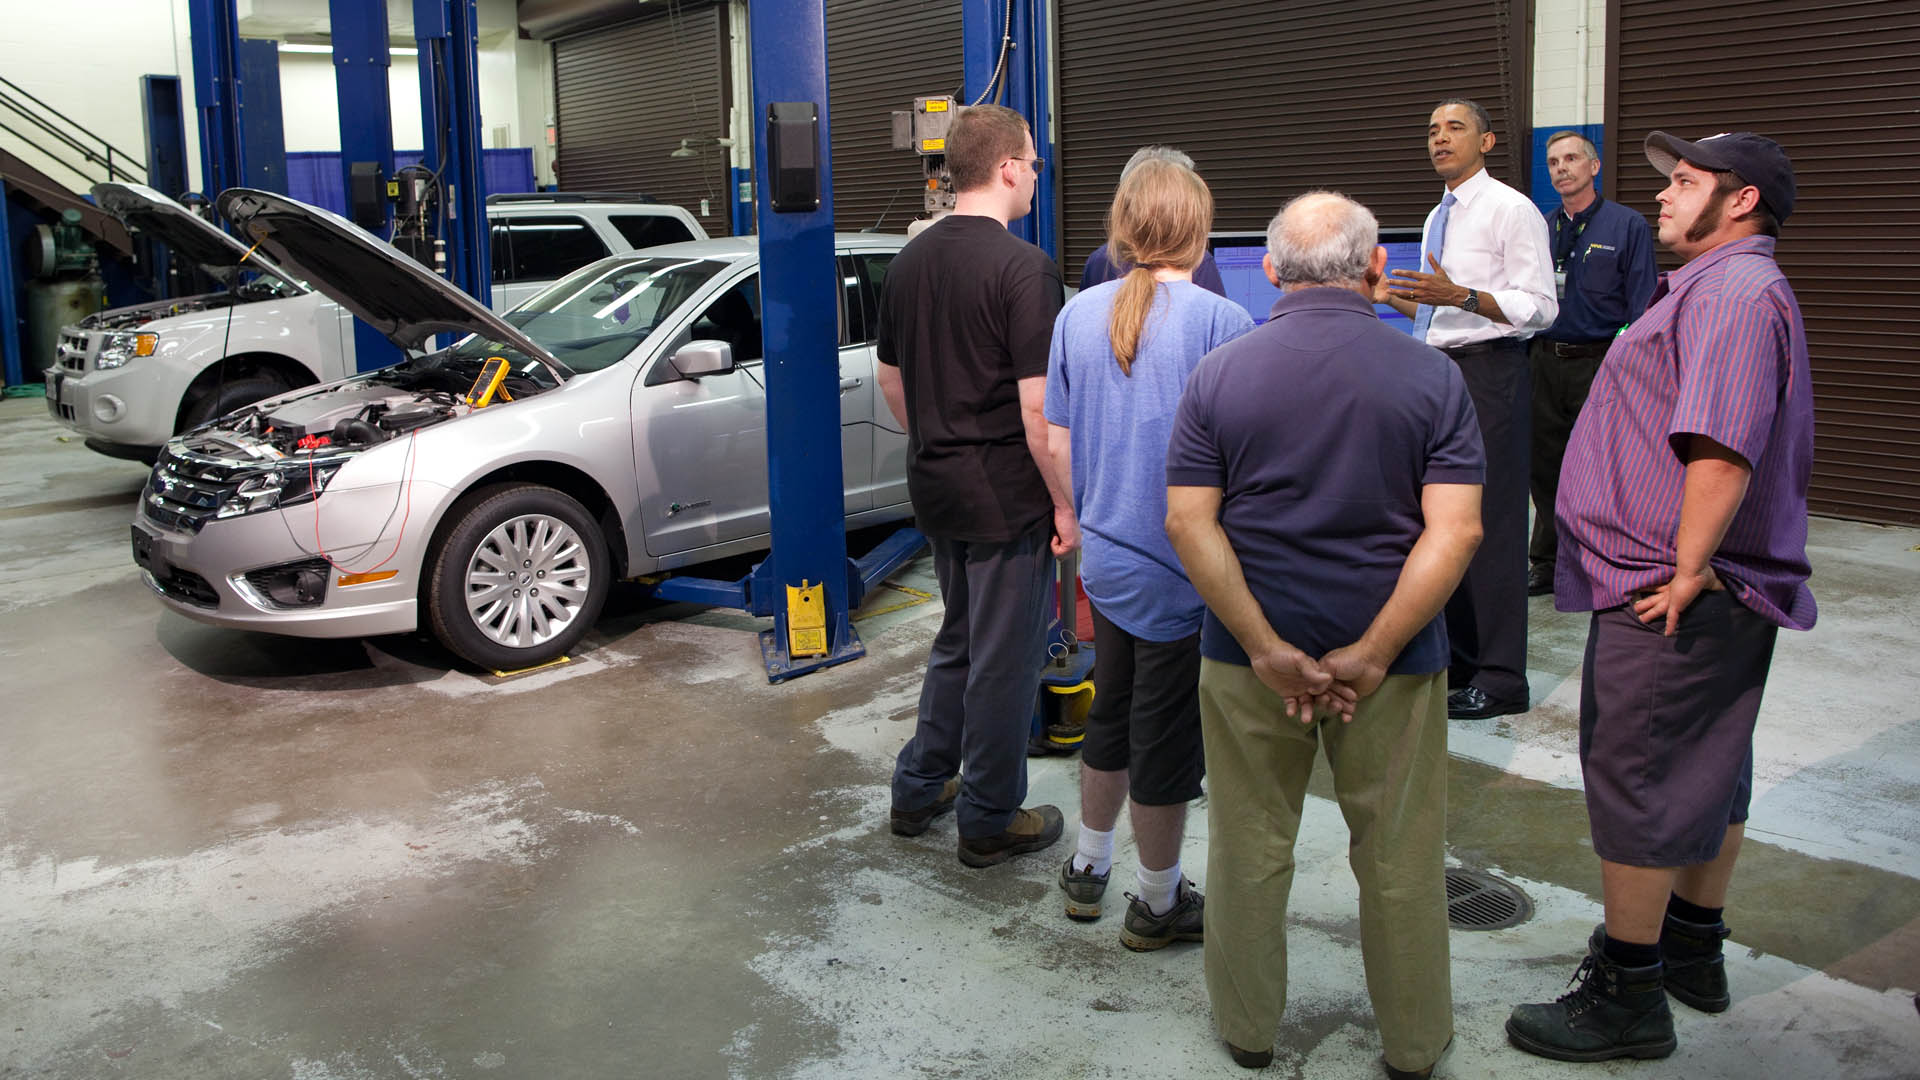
[669,339,735,379]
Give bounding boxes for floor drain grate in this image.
[1446,867,1533,931]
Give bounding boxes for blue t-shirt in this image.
[1165,287,1485,672]
[1044,280,1254,640]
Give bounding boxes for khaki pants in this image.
[1199,660,1453,1071]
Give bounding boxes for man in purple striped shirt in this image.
[1507,131,1815,1064]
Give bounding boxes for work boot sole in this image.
[1666,980,1731,1013]
[1120,925,1204,952]
[1504,1019,1676,1062]
[958,834,1057,868]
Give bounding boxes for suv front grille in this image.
[143,448,240,533]
[57,330,90,372]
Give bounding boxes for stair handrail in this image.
[0,74,145,188]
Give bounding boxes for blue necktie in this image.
[1411,191,1457,342]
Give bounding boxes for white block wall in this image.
[0,1,202,194]
[1532,0,1608,129]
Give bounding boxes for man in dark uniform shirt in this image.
[1529,131,1658,595]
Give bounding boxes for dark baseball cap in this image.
[1644,130,1796,222]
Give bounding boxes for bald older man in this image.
[1166,191,1483,1078]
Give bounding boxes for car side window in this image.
[609,214,697,250]
[490,215,610,284]
[688,275,763,364]
[855,253,894,346]
[839,255,862,346]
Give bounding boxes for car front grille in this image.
[57,330,90,372]
[142,448,240,533]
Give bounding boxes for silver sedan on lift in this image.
[130,188,911,670]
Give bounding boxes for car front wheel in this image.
[427,483,609,670]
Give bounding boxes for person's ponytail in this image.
[1101,159,1213,377]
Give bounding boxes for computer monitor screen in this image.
[1208,230,1425,336]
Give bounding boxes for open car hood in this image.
[94,182,300,289]
[214,188,567,375]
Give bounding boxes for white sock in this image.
[1073,824,1114,877]
[1136,861,1182,916]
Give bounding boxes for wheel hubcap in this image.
[464,514,592,649]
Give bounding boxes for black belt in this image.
[1441,338,1527,359]
[1542,339,1610,358]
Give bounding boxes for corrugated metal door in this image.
[1055,0,1529,283]
[552,5,733,237]
[1607,0,1920,526]
[826,0,964,234]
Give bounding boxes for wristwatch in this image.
[1461,288,1481,315]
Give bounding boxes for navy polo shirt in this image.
[1544,196,1659,344]
[1166,287,1485,673]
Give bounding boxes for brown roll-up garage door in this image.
[1607,0,1920,526]
[1056,0,1530,283]
[552,5,734,237]
[827,0,964,234]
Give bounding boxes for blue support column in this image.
[0,183,22,388]
[960,0,1056,257]
[186,0,245,198]
[414,0,492,306]
[235,40,289,194]
[140,76,191,200]
[748,0,861,681]
[330,0,402,372]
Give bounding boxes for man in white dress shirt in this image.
[1377,98,1557,721]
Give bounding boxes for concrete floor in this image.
[2,394,1917,1079]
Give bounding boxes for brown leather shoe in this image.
[889,778,960,837]
[956,804,1063,867]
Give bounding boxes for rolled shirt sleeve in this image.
[1486,197,1559,333]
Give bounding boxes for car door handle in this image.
[839,377,862,393]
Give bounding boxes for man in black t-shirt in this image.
[876,103,1076,869]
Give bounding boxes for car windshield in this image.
[447,255,730,373]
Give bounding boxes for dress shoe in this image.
[1527,563,1555,597]
[1448,686,1527,719]
[1226,1042,1272,1068]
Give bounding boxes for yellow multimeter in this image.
[467,356,514,407]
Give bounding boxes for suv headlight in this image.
[95,331,159,369]
[215,464,342,518]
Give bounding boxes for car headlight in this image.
[95,331,159,369]
[215,464,342,518]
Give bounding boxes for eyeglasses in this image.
[1008,156,1046,173]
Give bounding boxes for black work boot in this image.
[1662,913,1732,1013]
[1506,928,1677,1062]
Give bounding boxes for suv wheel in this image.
[180,374,286,431]
[427,483,609,670]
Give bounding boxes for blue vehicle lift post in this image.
[413,0,492,307]
[186,0,245,200]
[329,0,403,372]
[746,0,861,680]
[961,0,1057,259]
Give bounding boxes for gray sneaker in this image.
[1060,857,1110,922]
[1120,878,1204,952]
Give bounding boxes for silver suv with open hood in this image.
[131,188,910,669]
